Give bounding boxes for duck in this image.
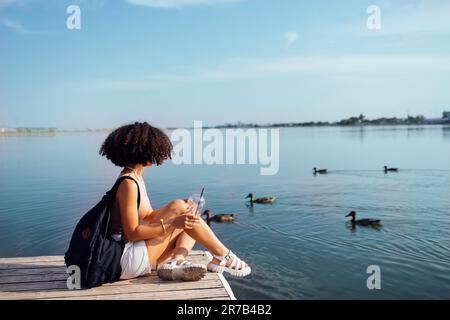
[384,166,398,173]
[202,210,234,223]
[313,167,328,175]
[246,193,275,205]
[346,211,382,226]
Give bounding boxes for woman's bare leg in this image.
[144,199,190,266]
[183,219,247,269]
[183,218,228,256]
[157,231,196,264]
[145,228,183,267]
[146,199,246,269]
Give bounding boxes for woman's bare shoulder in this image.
[116,177,139,200]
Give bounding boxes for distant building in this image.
[0,127,17,133]
[425,111,450,124]
[443,111,450,119]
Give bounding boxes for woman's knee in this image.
[167,199,188,214]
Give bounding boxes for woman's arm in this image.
[116,180,198,242]
[117,180,174,242]
[143,205,155,224]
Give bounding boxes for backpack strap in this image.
[112,176,141,209]
[102,176,141,254]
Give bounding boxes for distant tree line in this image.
[15,127,58,133]
[213,114,427,128]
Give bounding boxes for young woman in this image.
[100,122,251,281]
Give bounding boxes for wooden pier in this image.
[0,250,236,300]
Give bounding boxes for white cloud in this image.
[0,18,29,33]
[285,31,298,48]
[0,0,18,5]
[89,54,450,92]
[126,0,242,9]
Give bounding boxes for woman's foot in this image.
[207,250,251,277]
[157,258,207,281]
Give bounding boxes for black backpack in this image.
[64,176,141,288]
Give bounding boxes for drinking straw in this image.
[194,187,205,216]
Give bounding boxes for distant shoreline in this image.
[1,123,449,137]
[208,113,450,129]
[2,113,450,136]
[0,128,111,136]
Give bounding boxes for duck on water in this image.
[202,210,234,223]
[346,211,382,226]
[384,166,399,173]
[313,167,328,175]
[246,193,275,205]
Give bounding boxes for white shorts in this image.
[120,241,151,280]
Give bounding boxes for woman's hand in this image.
[171,213,201,230]
[184,198,200,216]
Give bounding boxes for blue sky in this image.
[1,0,450,129]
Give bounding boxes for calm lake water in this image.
[0,126,449,299]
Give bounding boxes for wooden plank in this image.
[217,273,236,300]
[0,273,221,292]
[0,251,206,270]
[0,256,206,270]
[0,263,65,270]
[0,273,68,284]
[0,281,69,292]
[0,272,220,286]
[38,288,230,300]
[0,256,64,264]
[0,255,207,277]
[0,267,66,276]
[0,280,225,300]
[0,251,235,300]
[198,296,231,300]
[0,251,205,265]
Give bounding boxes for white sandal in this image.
[157,258,206,281]
[207,250,251,278]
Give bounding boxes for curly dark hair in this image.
[99,122,173,167]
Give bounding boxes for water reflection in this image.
[346,222,383,232]
[246,204,255,216]
[406,126,426,139]
[336,125,450,143]
[442,126,450,139]
[339,126,367,141]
